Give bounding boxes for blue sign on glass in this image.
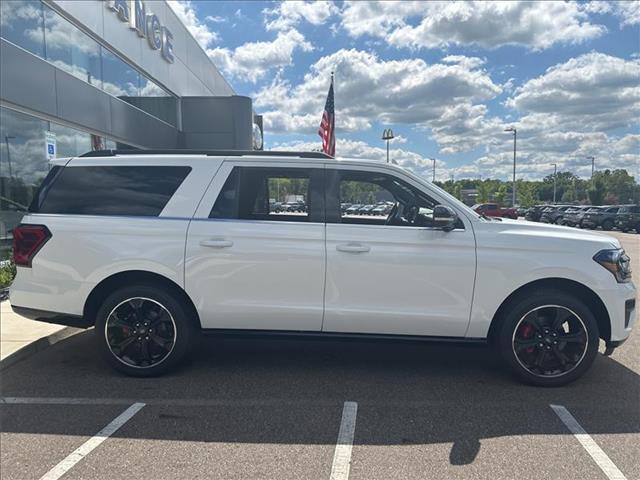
[48,144,55,155]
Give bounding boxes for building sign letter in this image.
[129,0,145,37]
[105,0,174,63]
[161,27,174,63]
[108,0,129,22]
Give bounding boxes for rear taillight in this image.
[12,224,52,267]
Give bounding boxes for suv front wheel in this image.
[496,289,599,387]
[95,284,196,376]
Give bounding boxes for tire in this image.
[495,289,599,387]
[555,217,563,225]
[601,219,613,231]
[95,284,197,377]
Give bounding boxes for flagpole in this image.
[331,70,335,157]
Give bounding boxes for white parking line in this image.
[330,401,358,480]
[550,404,627,480]
[39,402,145,480]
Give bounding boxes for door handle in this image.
[200,238,233,248]
[336,243,370,253]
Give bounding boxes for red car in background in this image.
[472,203,518,219]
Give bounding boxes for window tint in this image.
[210,167,318,222]
[35,166,191,216]
[333,170,439,227]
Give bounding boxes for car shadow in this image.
[1,330,638,465]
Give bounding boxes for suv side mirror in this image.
[433,205,459,231]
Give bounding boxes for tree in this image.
[517,180,538,207]
[494,184,509,205]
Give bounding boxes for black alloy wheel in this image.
[512,305,588,379]
[497,289,599,386]
[105,297,176,369]
[95,284,196,376]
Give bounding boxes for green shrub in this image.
[0,259,16,289]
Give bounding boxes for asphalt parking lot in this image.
[1,231,638,480]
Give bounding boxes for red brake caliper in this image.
[517,323,535,353]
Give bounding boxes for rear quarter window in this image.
[34,166,191,216]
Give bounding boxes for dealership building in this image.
[0,0,262,248]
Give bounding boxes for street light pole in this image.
[382,129,394,163]
[587,156,595,177]
[4,135,15,179]
[552,163,557,203]
[429,157,436,182]
[504,127,517,206]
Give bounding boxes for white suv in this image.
[10,150,636,386]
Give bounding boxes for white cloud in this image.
[506,53,640,132]
[207,29,313,83]
[205,15,226,24]
[341,1,606,50]
[613,0,640,27]
[441,55,486,69]
[167,0,218,48]
[255,48,502,153]
[264,1,339,31]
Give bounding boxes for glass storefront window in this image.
[43,5,102,88]
[0,108,49,257]
[0,0,45,58]
[102,48,140,98]
[49,123,92,158]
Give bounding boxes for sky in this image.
[167,0,640,182]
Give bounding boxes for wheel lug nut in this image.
[538,343,544,348]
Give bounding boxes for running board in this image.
[200,328,486,345]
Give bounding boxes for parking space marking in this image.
[550,404,628,480]
[330,401,358,480]
[39,402,145,480]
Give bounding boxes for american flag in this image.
[318,76,335,157]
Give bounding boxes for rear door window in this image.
[209,166,324,223]
[34,166,191,216]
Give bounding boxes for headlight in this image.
[593,249,632,283]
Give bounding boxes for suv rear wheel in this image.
[601,219,614,231]
[496,289,599,387]
[95,284,196,376]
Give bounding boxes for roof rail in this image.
[79,149,333,159]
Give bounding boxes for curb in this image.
[0,326,84,371]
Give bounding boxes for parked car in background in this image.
[282,201,306,213]
[525,205,547,222]
[562,206,592,228]
[358,204,376,215]
[582,206,620,231]
[345,204,362,215]
[10,149,636,386]
[515,207,527,217]
[371,202,394,216]
[615,205,640,233]
[340,203,352,214]
[539,205,573,224]
[472,203,518,219]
